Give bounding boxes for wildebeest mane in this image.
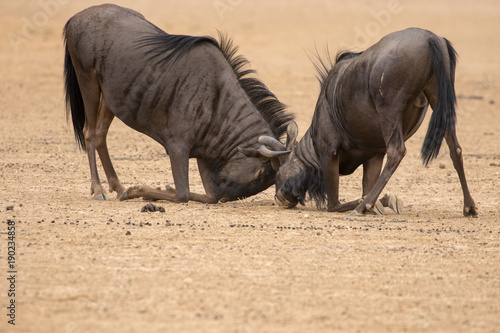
[217,33,293,140]
[311,53,332,88]
[281,167,326,209]
[138,30,218,66]
[137,30,293,140]
[310,49,363,88]
[310,49,362,148]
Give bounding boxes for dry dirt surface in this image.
[1,1,499,332]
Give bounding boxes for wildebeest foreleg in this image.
[362,154,384,196]
[121,144,192,202]
[196,159,221,204]
[359,155,403,214]
[445,126,478,217]
[329,199,364,212]
[322,152,382,213]
[351,137,406,216]
[322,152,343,212]
[361,154,386,214]
[331,155,399,214]
[119,184,217,203]
[167,145,191,202]
[120,145,218,204]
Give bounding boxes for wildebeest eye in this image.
[254,167,265,179]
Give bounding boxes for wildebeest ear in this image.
[286,121,298,150]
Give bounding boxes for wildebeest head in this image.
[240,121,316,208]
[274,151,307,209]
[212,154,278,202]
[243,121,326,209]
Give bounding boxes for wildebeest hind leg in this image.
[330,199,363,212]
[95,100,125,198]
[444,126,478,217]
[79,72,107,200]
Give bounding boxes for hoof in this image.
[349,201,384,216]
[94,193,107,201]
[369,201,385,215]
[387,195,404,214]
[119,191,129,201]
[464,205,478,218]
[349,210,360,216]
[113,187,126,199]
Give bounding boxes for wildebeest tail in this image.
[421,38,457,166]
[63,41,86,150]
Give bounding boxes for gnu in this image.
[247,28,478,217]
[63,4,292,203]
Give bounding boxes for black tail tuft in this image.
[420,38,457,166]
[63,39,86,150]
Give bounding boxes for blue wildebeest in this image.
[245,28,478,217]
[63,4,293,203]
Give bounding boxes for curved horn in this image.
[258,136,286,151]
[286,121,298,150]
[258,145,291,158]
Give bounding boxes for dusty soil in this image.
[1,1,499,332]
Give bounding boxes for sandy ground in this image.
[1,0,499,332]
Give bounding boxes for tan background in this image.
[1,0,499,332]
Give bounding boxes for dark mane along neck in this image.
[311,48,363,88]
[282,131,326,209]
[217,33,293,139]
[310,49,360,150]
[137,30,219,67]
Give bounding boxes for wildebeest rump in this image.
[63,4,292,203]
[247,28,478,217]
